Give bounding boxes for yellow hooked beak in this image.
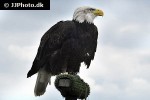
[93,9,104,16]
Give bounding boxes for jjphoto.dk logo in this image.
[4,2,44,8]
[0,0,50,10]
[11,2,43,8]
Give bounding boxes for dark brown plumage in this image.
[27,20,98,77]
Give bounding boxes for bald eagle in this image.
[27,6,103,96]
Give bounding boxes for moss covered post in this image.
[55,74,90,100]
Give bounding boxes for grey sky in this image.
[0,0,150,100]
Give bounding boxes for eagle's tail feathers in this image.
[34,68,51,96]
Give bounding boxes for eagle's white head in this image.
[73,6,104,24]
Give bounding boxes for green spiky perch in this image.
[55,74,90,100]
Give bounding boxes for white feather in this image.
[34,68,51,96]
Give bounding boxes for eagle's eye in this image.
[88,8,95,11]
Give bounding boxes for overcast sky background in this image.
[0,0,150,100]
